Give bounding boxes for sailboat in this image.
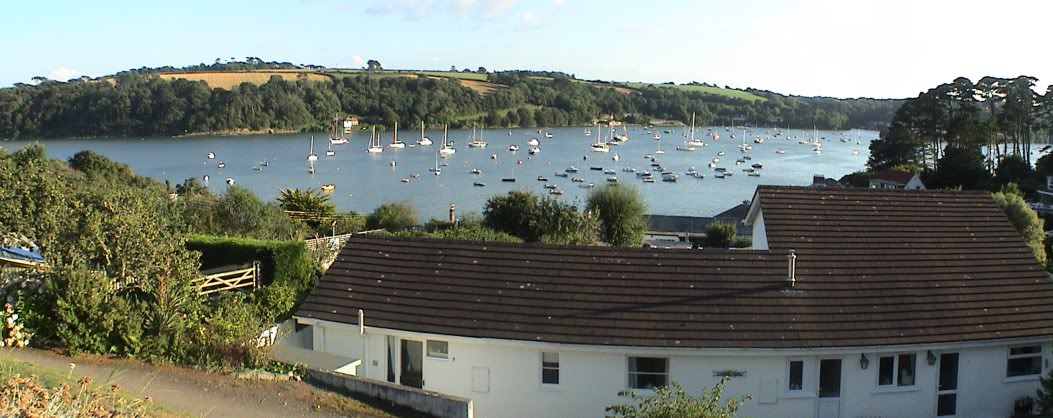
[654,133,665,154]
[418,121,432,145]
[329,118,349,145]
[590,124,610,153]
[468,124,487,148]
[687,113,704,147]
[307,136,318,161]
[367,126,383,154]
[612,125,629,144]
[429,151,442,175]
[388,122,405,148]
[813,127,823,155]
[439,124,456,156]
[739,128,751,152]
[325,141,335,156]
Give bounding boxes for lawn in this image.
[623,82,766,102]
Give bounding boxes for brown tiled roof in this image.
[295,187,1053,349]
[873,169,916,185]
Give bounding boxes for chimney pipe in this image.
[787,250,797,288]
[358,309,365,335]
[449,204,457,224]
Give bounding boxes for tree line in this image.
[1,65,902,140]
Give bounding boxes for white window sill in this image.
[1006,375,1041,383]
[873,385,920,394]
[426,356,450,362]
[539,384,564,393]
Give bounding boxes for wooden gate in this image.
[194,262,259,296]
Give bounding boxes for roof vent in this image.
[787,250,797,288]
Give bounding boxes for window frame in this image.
[425,340,449,360]
[874,353,917,391]
[627,356,669,390]
[540,351,561,388]
[1006,344,1044,381]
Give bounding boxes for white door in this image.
[817,358,842,418]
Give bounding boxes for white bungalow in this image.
[294,186,1053,418]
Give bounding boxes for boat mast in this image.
[393,121,398,144]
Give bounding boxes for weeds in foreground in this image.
[0,373,153,417]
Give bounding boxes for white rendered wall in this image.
[751,211,768,250]
[306,322,1050,418]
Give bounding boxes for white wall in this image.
[751,210,768,250]
[306,322,1050,418]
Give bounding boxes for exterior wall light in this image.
[927,350,937,366]
[860,353,869,369]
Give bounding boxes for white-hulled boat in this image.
[388,122,405,148]
[307,135,318,161]
[325,141,335,157]
[418,121,432,145]
[544,132,554,138]
[687,113,704,147]
[468,125,487,148]
[367,126,383,154]
[440,125,456,156]
[529,147,540,155]
[590,124,610,152]
[527,138,540,146]
[207,152,215,159]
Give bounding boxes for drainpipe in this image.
[359,309,368,377]
[787,250,797,288]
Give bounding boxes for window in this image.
[541,352,560,385]
[788,361,803,391]
[877,353,915,387]
[426,340,448,359]
[1008,345,1043,377]
[628,357,668,389]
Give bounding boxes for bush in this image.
[366,201,419,232]
[606,379,748,418]
[186,235,317,289]
[585,185,647,247]
[0,374,153,417]
[705,223,737,248]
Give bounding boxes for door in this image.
[937,353,959,416]
[817,359,841,418]
[399,339,424,388]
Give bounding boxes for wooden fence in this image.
[193,262,259,296]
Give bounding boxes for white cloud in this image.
[48,67,84,82]
[351,54,365,67]
[551,0,565,7]
[450,0,476,15]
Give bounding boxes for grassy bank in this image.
[622,82,766,102]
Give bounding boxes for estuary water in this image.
[5,126,877,219]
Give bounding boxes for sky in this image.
[3,0,1051,99]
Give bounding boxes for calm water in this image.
[5,126,876,218]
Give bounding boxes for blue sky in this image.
[4,0,1050,98]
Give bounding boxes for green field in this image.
[623,82,766,102]
[453,104,542,122]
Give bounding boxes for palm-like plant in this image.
[277,188,335,216]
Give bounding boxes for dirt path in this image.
[0,348,401,418]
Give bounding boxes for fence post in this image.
[253,261,260,289]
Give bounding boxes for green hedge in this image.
[186,235,316,288]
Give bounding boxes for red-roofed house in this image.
[869,169,925,190]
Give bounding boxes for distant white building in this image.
[869,169,926,190]
[294,186,1051,418]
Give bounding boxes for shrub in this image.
[585,185,647,247]
[606,379,749,418]
[366,201,419,232]
[705,223,738,248]
[186,235,316,289]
